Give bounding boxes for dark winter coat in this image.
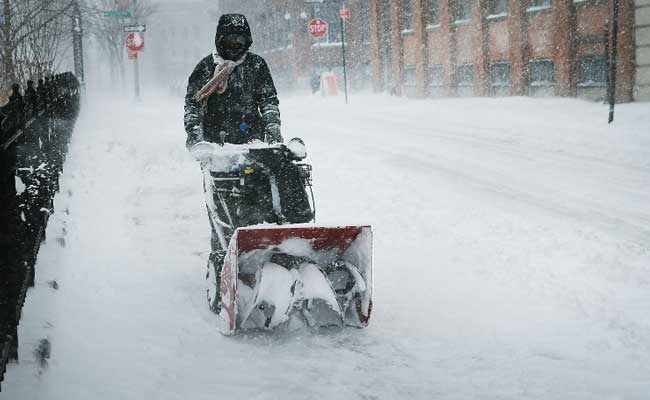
[25,82,38,117]
[184,52,281,146]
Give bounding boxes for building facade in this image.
[215,0,641,102]
[371,0,636,101]
[636,0,650,100]
[145,0,220,93]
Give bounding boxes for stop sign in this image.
[308,18,328,39]
[126,32,144,52]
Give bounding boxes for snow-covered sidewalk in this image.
[1,93,649,399]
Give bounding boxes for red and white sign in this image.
[127,50,138,60]
[308,18,328,38]
[125,32,144,52]
[340,8,350,19]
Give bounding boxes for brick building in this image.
[217,0,641,102]
[636,0,650,100]
[372,0,637,101]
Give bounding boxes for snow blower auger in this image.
[191,140,372,334]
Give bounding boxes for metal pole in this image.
[607,0,620,124]
[603,20,611,104]
[133,0,140,101]
[72,0,85,86]
[134,55,141,100]
[340,16,349,104]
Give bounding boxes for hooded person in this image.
[184,13,282,147]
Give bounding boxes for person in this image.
[184,13,281,148]
[310,72,321,94]
[36,79,48,111]
[184,14,313,311]
[24,80,38,118]
[8,83,25,128]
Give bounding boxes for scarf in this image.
[193,53,246,105]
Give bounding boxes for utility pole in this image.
[133,0,141,101]
[72,0,85,87]
[339,6,350,104]
[607,0,620,124]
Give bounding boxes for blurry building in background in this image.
[375,0,638,102]
[636,0,650,100]
[219,0,372,92]
[146,0,220,95]
[204,0,645,102]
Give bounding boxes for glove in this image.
[265,124,283,144]
[186,125,205,149]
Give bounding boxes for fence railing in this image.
[0,72,81,391]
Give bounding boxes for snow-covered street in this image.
[2,93,649,399]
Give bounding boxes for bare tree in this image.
[14,6,73,84]
[1,0,76,90]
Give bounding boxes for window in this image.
[404,65,417,96]
[428,0,440,26]
[430,64,444,97]
[358,1,371,43]
[527,0,552,11]
[455,64,474,96]
[490,62,511,96]
[403,0,414,31]
[487,0,508,17]
[452,0,472,23]
[577,56,607,86]
[381,0,392,46]
[272,13,279,49]
[529,59,554,96]
[573,0,603,5]
[577,56,607,100]
[285,15,293,47]
[323,5,343,43]
[260,14,269,50]
[404,66,417,87]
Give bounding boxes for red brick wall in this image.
[367,0,636,101]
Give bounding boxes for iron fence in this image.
[0,72,81,391]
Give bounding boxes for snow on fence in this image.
[0,73,81,391]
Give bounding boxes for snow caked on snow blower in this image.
[191,139,372,334]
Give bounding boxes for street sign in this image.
[104,10,131,17]
[340,9,350,19]
[124,24,146,33]
[126,32,144,52]
[128,50,138,60]
[308,18,328,39]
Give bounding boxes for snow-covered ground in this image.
[2,93,649,399]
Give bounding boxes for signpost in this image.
[126,32,144,100]
[340,9,350,104]
[72,1,85,86]
[308,18,327,88]
[607,0,620,124]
